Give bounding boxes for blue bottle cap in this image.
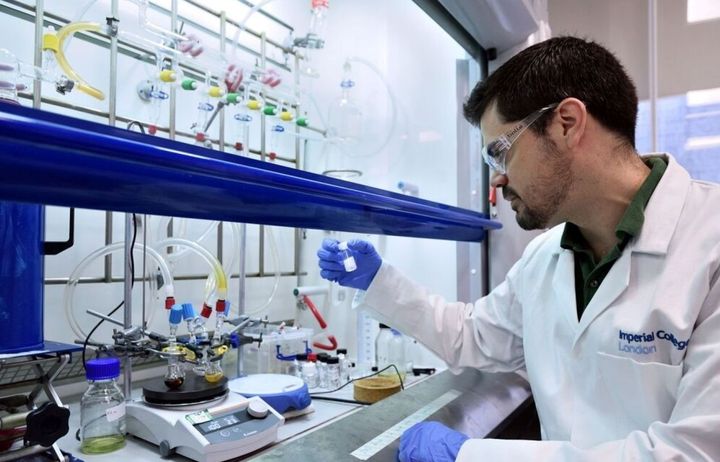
[182,303,195,320]
[169,304,183,324]
[86,357,121,381]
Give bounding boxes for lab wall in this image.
[0,0,466,371]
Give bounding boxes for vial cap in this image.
[182,303,195,319]
[336,348,347,355]
[338,241,348,251]
[327,357,339,364]
[86,357,121,381]
[169,304,183,324]
[295,353,308,361]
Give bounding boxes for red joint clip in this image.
[234,141,244,151]
[302,295,327,329]
[148,124,157,135]
[215,299,226,313]
[201,303,212,318]
[165,297,175,310]
[313,334,338,351]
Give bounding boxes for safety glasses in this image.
[481,103,559,174]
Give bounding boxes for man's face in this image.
[481,105,573,230]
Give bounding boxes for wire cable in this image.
[309,364,405,398]
[81,214,138,368]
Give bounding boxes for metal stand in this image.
[0,342,82,462]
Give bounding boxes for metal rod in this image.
[32,0,42,109]
[104,212,113,282]
[294,54,303,284]
[86,308,124,327]
[44,270,305,285]
[234,0,294,31]
[236,222,247,377]
[123,212,132,401]
[217,221,224,265]
[219,10,226,153]
[260,32,268,162]
[170,0,178,141]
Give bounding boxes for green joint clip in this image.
[181,79,197,91]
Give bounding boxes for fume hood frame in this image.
[0,104,500,242]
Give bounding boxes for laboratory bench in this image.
[51,368,532,462]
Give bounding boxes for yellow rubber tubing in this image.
[54,22,105,100]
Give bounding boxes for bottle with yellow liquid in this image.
[80,358,126,454]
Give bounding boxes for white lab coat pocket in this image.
[577,352,682,445]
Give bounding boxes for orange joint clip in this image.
[489,186,498,217]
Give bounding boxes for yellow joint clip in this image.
[207,86,224,98]
[279,111,294,122]
[159,69,177,83]
[247,100,261,110]
[42,33,59,52]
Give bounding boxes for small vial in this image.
[338,241,357,272]
[336,348,353,381]
[317,355,328,388]
[326,356,341,389]
[302,358,318,389]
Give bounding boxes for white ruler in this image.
[350,389,461,460]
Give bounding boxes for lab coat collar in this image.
[549,153,688,258]
[631,154,689,255]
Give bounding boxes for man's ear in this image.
[554,97,587,149]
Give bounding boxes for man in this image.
[317,36,720,461]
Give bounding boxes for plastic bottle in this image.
[338,241,357,272]
[387,329,407,380]
[326,356,341,388]
[375,323,394,371]
[376,325,406,379]
[80,358,126,454]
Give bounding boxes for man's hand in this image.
[317,238,382,290]
[398,421,469,462]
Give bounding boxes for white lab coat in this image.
[359,154,720,461]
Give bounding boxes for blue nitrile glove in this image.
[398,421,469,462]
[317,238,382,290]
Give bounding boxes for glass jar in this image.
[302,357,318,389]
[326,356,341,389]
[80,357,126,454]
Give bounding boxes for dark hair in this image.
[463,36,638,148]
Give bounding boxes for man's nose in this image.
[490,171,508,189]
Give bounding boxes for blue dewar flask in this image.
[0,201,44,353]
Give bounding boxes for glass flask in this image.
[164,350,185,389]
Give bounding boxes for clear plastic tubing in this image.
[155,238,228,301]
[64,242,174,340]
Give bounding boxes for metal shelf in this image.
[0,104,500,242]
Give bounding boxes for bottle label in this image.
[105,402,126,422]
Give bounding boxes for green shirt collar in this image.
[561,157,667,252]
